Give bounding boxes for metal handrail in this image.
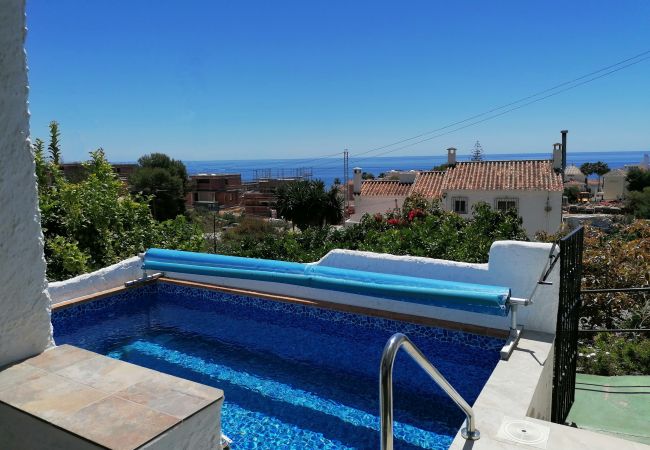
[380,333,480,450]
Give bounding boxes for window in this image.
[496,198,518,213]
[197,191,215,202]
[197,179,210,185]
[452,197,468,214]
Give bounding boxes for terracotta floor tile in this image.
[57,396,179,450]
[0,371,108,422]
[57,356,152,394]
[0,363,49,393]
[116,381,213,419]
[25,345,98,373]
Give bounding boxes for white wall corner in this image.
[0,0,54,367]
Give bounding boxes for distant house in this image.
[564,165,585,184]
[186,173,242,209]
[350,147,564,238]
[60,162,137,185]
[602,169,628,200]
[242,178,302,217]
[440,158,563,237]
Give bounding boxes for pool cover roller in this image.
[143,249,511,316]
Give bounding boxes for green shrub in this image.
[215,200,528,264]
[35,144,205,281]
[579,334,650,376]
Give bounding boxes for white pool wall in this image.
[48,256,142,305]
[166,241,560,334]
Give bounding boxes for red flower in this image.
[408,208,425,221]
[387,218,400,226]
[374,213,383,223]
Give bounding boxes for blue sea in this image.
[182,151,647,187]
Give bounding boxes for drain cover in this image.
[496,417,550,449]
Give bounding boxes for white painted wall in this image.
[348,195,407,223]
[48,256,143,305]
[0,0,54,367]
[165,241,561,334]
[602,171,627,200]
[443,189,562,238]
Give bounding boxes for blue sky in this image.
[27,1,650,162]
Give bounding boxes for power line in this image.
[313,50,650,170]
[346,49,650,161]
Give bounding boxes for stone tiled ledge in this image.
[449,331,650,450]
[0,345,223,450]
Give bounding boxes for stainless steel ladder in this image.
[379,333,480,450]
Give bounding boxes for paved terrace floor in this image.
[567,373,650,446]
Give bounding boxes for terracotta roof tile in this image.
[410,171,445,198]
[360,180,412,196]
[442,160,563,192]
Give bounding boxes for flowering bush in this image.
[216,200,527,264]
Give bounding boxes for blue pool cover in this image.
[143,249,510,316]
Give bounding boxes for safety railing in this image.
[379,333,480,450]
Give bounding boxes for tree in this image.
[275,180,343,230]
[431,163,450,171]
[48,121,62,165]
[34,148,204,281]
[627,187,650,218]
[564,186,580,203]
[333,177,341,185]
[33,138,48,187]
[626,167,650,192]
[592,161,610,190]
[470,141,484,162]
[130,153,188,221]
[581,161,610,191]
[362,172,375,180]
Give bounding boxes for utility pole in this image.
[343,149,349,215]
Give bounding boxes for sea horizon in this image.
[112,149,648,187]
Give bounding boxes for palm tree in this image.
[275,180,343,230]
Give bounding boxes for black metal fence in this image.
[551,226,584,424]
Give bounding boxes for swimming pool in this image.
[52,281,504,450]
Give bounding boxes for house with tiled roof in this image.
[350,146,565,238]
[348,169,415,221]
[439,154,563,237]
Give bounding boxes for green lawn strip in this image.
[567,374,650,445]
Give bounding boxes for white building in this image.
[350,148,564,238]
[440,156,563,238]
[601,169,628,200]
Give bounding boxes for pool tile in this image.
[25,344,98,372]
[57,355,152,394]
[0,371,108,422]
[56,395,179,450]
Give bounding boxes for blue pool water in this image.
[52,282,504,450]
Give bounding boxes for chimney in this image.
[552,143,562,171]
[561,130,568,173]
[353,167,362,195]
[447,147,457,165]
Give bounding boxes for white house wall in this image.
[443,190,562,238]
[349,195,407,222]
[0,0,54,367]
[602,173,627,200]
